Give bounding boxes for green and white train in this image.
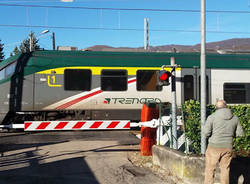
[0,50,250,124]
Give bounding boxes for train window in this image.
[101,70,127,91]
[5,62,16,77]
[184,75,194,101]
[0,68,5,80]
[224,83,250,103]
[136,70,161,91]
[64,69,91,91]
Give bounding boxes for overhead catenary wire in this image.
[1,3,249,37]
[1,24,250,35]
[1,3,250,14]
[0,0,99,2]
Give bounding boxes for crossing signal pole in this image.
[158,61,180,150]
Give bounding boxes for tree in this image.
[19,31,40,53]
[9,31,41,57]
[0,39,4,62]
[10,46,20,57]
[13,46,20,55]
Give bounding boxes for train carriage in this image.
[0,50,250,124]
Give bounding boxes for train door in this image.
[7,60,34,112]
[181,67,211,104]
[22,73,35,111]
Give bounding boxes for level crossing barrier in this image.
[24,120,131,131]
[0,115,188,152]
[0,120,131,130]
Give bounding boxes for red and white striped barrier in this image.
[24,120,131,131]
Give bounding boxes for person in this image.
[204,100,244,184]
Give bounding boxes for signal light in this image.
[159,72,168,81]
[157,70,172,86]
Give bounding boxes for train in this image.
[0,50,250,124]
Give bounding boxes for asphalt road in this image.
[0,131,171,184]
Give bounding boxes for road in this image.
[0,131,173,184]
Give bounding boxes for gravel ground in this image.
[127,148,183,184]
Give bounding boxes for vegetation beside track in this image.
[182,100,250,157]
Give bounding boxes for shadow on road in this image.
[230,156,250,184]
[0,141,68,154]
[0,130,141,184]
[0,140,101,184]
[0,132,140,184]
[1,143,140,165]
[0,153,99,184]
[0,143,140,184]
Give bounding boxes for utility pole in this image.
[200,0,207,155]
[29,30,49,52]
[29,32,33,52]
[52,32,56,50]
[171,57,177,149]
[144,18,149,50]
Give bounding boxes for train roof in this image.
[0,53,21,68]
[1,50,250,71]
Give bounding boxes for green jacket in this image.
[204,108,244,148]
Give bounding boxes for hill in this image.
[83,38,250,53]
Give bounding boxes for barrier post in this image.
[140,103,159,156]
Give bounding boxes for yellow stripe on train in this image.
[36,66,181,75]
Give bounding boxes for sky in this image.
[1,0,250,58]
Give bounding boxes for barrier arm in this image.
[130,116,172,128]
[0,124,24,129]
[0,116,181,131]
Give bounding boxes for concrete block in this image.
[152,145,220,184]
[153,145,249,184]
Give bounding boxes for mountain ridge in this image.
[83,38,250,53]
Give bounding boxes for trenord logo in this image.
[104,98,162,104]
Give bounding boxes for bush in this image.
[182,100,250,157]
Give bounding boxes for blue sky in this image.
[1,0,250,58]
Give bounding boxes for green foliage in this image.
[13,46,20,54]
[229,105,250,156]
[182,100,202,154]
[182,100,250,157]
[19,31,40,53]
[10,46,20,57]
[10,31,40,55]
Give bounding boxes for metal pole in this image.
[29,32,32,52]
[52,32,56,50]
[171,57,177,149]
[144,18,149,50]
[200,0,207,155]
